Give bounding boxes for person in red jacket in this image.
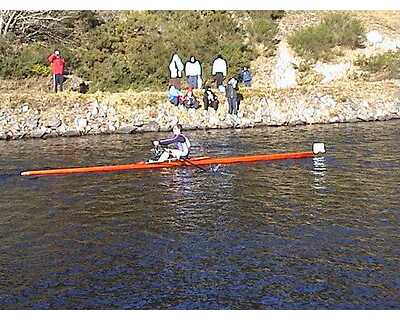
[48,50,65,93]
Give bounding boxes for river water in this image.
[0,121,399,309]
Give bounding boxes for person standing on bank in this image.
[212,54,227,92]
[185,56,202,89]
[240,66,253,87]
[226,77,239,115]
[48,50,65,93]
[169,53,184,89]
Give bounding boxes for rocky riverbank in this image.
[0,80,399,141]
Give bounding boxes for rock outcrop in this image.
[272,41,298,89]
[1,82,399,141]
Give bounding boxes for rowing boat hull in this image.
[20,150,315,177]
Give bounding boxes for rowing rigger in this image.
[20,143,326,177]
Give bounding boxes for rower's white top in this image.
[313,143,326,154]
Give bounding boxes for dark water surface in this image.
[0,121,399,309]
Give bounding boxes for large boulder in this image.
[29,127,48,139]
[74,117,88,132]
[25,118,40,130]
[64,75,90,93]
[56,124,68,135]
[272,41,298,88]
[21,105,29,113]
[43,117,62,128]
[366,31,383,45]
[116,124,137,134]
[88,102,99,117]
[64,129,80,137]
[140,121,160,132]
[314,62,351,84]
[0,132,7,140]
[43,130,60,139]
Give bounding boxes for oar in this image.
[181,158,210,173]
[153,145,213,173]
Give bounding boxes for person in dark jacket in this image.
[48,50,66,93]
[203,86,219,111]
[226,78,239,115]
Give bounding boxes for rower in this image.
[152,124,191,162]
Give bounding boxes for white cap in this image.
[313,143,326,154]
[54,50,60,55]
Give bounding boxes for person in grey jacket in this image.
[225,77,239,115]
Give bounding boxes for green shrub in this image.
[355,51,400,79]
[249,17,277,44]
[0,10,281,92]
[76,11,263,92]
[270,10,285,20]
[288,12,365,62]
[30,64,50,76]
[323,12,364,48]
[246,10,285,21]
[0,42,50,78]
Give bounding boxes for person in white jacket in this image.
[212,54,227,92]
[169,53,184,88]
[185,56,202,89]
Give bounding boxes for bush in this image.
[0,42,49,78]
[288,12,365,62]
[30,64,50,76]
[76,11,262,92]
[323,13,364,48]
[355,51,400,79]
[249,17,277,44]
[0,11,281,92]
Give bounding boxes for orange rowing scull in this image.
[20,143,326,177]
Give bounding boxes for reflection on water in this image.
[312,156,327,192]
[0,120,400,309]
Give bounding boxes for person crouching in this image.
[203,86,219,111]
[183,87,200,109]
[168,85,184,106]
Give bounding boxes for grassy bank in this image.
[1,80,398,110]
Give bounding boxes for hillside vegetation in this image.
[0,11,283,92]
[1,10,399,96]
[288,12,365,62]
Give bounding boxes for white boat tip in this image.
[313,142,326,154]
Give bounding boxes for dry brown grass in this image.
[1,80,398,113]
[0,78,51,93]
[353,11,400,36]
[278,11,400,39]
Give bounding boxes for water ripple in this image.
[0,121,399,309]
